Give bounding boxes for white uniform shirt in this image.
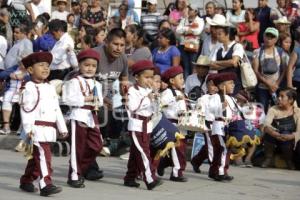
[62,75,103,128]
[20,81,67,142]
[50,33,78,70]
[210,41,244,62]
[206,94,237,136]
[161,88,187,121]
[197,94,216,122]
[127,85,153,133]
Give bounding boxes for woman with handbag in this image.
[262,88,300,169]
[208,14,244,95]
[176,5,204,78]
[253,28,289,113]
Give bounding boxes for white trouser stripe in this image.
[206,132,214,162]
[131,132,153,184]
[70,120,79,180]
[218,135,227,175]
[35,142,48,189]
[171,147,180,177]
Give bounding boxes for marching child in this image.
[205,72,237,182]
[62,49,103,188]
[19,52,68,196]
[123,60,162,190]
[158,66,188,182]
[190,74,219,173]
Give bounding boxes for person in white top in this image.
[123,60,162,190]
[176,5,205,78]
[159,66,188,182]
[62,49,103,188]
[19,52,67,196]
[30,0,48,21]
[225,0,246,26]
[48,19,78,80]
[51,0,69,21]
[0,35,7,70]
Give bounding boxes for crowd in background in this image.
[0,0,299,170]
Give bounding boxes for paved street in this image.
[0,149,299,200]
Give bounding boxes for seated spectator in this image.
[262,88,300,170]
[253,28,288,113]
[152,28,180,73]
[176,5,204,78]
[70,0,81,29]
[124,24,139,56]
[150,19,172,51]
[226,0,246,27]
[163,2,175,17]
[114,1,139,29]
[278,32,292,64]
[287,44,300,106]
[0,33,7,70]
[0,8,13,49]
[5,24,33,69]
[94,28,106,47]
[271,0,287,21]
[237,8,260,50]
[274,16,292,36]
[32,14,56,52]
[81,0,106,30]
[51,0,69,22]
[107,16,122,31]
[169,0,188,30]
[0,62,30,135]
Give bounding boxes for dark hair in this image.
[109,16,122,29]
[159,28,176,45]
[119,3,128,11]
[163,2,175,15]
[67,13,75,21]
[136,29,151,46]
[158,19,171,30]
[107,28,126,42]
[35,14,49,27]
[216,26,237,41]
[49,19,66,32]
[232,0,245,15]
[14,24,30,34]
[82,35,94,48]
[125,24,140,35]
[245,8,257,21]
[40,12,50,21]
[279,87,297,103]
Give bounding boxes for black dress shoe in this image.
[67,179,85,188]
[146,179,163,190]
[208,174,225,182]
[223,175,234,181]
[19,183,37,193]
[170,176,188,182]
[84,169,104,181]
[191,161,201,173]
[157,166,165,177]
[40,184,62,197]
[124,180,140,188]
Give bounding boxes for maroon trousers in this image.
[158,138,187,177]
[20,142,52,189]
[208,135,230,176]
[124,131,157,184]
[69,114,103,181]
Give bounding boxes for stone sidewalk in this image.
[0,149,299,200]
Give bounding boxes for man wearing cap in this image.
[185,55,210,101]
[124,60,162,190]
[62,49,103,188]
[141,0,165,42]
[253,27,288,113]
[19,52,68,196]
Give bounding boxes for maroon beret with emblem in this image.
[161,66,183,82]
[212,72,237,86]
[132,60,155,75]
[22,52,53,69]
[77,49,100,63]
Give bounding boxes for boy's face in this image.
[28,62,50,81]
[79,58,98,78]
[219,80,235,94]
[194,65,209,77]
[207,80,218,94]
[57,2,67,12]
[135,69,154,88]
[170,73,184,90]
[152,74,161,91]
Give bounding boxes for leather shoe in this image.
[67,179,85,188]
[85,169,103,181]
[146,179,163,190]
[19,183,37,193]
[191,161,201,173]
[157,166,165,177]
[40,184,62,196]
[124,180,140,188]
[223,175,234,181]
[170,176,188,182]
